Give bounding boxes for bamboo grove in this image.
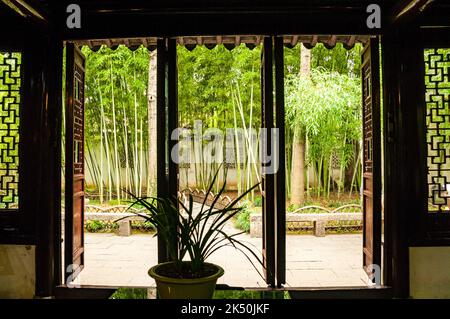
[66,42,363,206]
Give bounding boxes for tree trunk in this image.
[147,49,157,196]
[291,132,305,205]
[300,43,311,77]
[290,43,311,206]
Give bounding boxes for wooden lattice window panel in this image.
[362,59,373,173]
[0,52,21,210]
[425,48,450,213]
[73,63,84,175]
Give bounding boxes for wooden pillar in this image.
[381,22,426,297]
[261,37,275,287]
[156,38,178,263]
[274,36,286,287]
[34,31,64,296]
[156,38,168,263]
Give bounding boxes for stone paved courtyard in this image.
[78,232,369,288]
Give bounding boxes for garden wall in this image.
[409,247,450,299]
[84,142,343,192]
[0,245,35,298]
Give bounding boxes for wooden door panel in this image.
[261,37,275,286]
[363,196,374,259]
[361,38,381,280]
[65,43,86,282]
[274,36,286,287]
[156,38,178,263]
[260,36,285,287]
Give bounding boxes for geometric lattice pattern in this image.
[362,57,373,173]
[0,52,21,209]
[73,64,84,175]
[425,48,450,213]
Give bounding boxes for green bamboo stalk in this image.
[305,134,310,199]
[231,90,242,196]
[327,153,333,198]
[146,129,151,196]
[350,152,360,196]
[85,139,103,195]
[337,141,347,199]
[284,129,291,198]
[110,60,121,203]
[100,109,104,204]
[235,84,247,196]
[146,118,151,197]
[97,79,112,202]
[236,82,252,198]
[199,123,206,189]
[85,141,96,192]
[338,158,345,198]
[121,75,136,197]
[249,66,255,202]
[133,88,139,196]
[139,118,144,197]
[122,105,130,199]
[103,115,113,201]
[234,83,261,195]
[317,156,323,197]
[193,123,200,189]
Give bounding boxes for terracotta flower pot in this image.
[148,261,224,299]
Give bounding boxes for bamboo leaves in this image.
[285,68,362,198]
[177,44,261,198]
[83,45,152,203]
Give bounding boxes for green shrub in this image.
[85,220,106,232]
[234,202,252,233]
[213,290,262,299]
[287,203,301,212]
[85,220,118,232]
[131,220,156,232]
[85,219,156,233]
[327,200,348,208]
[213,290,288,299]
[253,196,262,207]
[110,288,148,299]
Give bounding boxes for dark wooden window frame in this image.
[46,0,412,296]
[380,30,408,297]
[274,36,286,288]
[413,27,450,246]
[64,43,86,282]
[261,36,276,287]
[4,0,440,299]
[260,36,287,288]
[0,36,40,245]
[0,42,24,242]
[57,34,392,296]
[156,38,179,263]
[0,9,63,298]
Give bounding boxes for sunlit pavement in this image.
[78,231,368,288]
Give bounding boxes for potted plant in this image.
[121,170,263,299]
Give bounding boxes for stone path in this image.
[78,232,368,288]
[76,202,368,288]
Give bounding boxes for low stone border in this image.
[85,212,146,236]
[81,189,235,237]
[250,212,363,237]
[180,188,235,209]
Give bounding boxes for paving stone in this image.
[80,226,367,288]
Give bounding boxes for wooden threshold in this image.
[53,284,392,299]
[54,285,117,299]
[288,286,393,299]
